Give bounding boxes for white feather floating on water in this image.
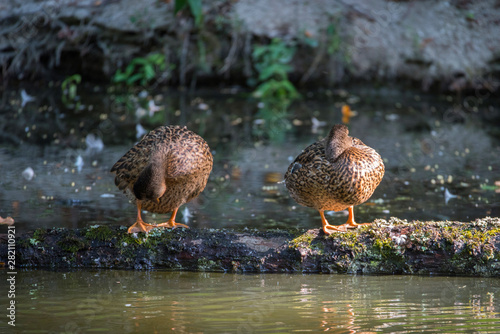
[136,124,147,139]
[385,114,400,121]
[311,117,326,134]
[85,134,104,155]
[22,167,35,181]
[197,102,209,110]
[148,100,161,117]
[135,107,147,118]
[21,89,35,107]
[444,188,457,204]
[182,207,193,224]
[75,155,84,173]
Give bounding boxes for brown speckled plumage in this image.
[111,125,213,233]
[284,124,384,234]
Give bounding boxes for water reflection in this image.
[6,270,500,333]
[0,87,499,233]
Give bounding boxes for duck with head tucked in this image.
[284,124,384,234]
[111,125,213,234]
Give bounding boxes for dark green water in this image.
[2,270,499,333]
[0,86,499,233]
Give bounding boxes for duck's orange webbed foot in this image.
[127,200,155,233]
[128,220,155,234]
[154,208,190,230]
[155,221,190,229]
[319,210,348,235]
[343,206,371,229]
[323,223,348,234]
[155,220,189,228]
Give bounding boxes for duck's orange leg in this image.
[344,206,371,229]
[128,201,155,234]
[320,210,347,235]
[155,207,189,229]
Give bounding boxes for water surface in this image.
[5,270,500,333]
[0,85,499,233]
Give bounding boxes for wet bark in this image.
[2,217,499,276]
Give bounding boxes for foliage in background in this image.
[251,38,299,142]
[174,0,203,28]
[326,19,351,76]
[113,53,170,87]
[326,23,341,55]
[252,38,299,104]
[61,74,81,109]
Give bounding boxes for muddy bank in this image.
[2,217,500,276]
[1,0,500,91]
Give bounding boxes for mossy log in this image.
[2,217,500,276]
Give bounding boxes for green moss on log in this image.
[85,225,114,241]
[58,235,88,253]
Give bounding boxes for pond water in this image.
[4,270,500,333]
[0,84,499,233]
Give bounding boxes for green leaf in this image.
[254,80,278,99]
[277,50,295,63]
[130,57,148,66]
[187,0,203,27]
[252,46,268,60]
[71,74,82,84]
[480,184,498,191]
[174,0,188,14]
[124,64,136,76]
[113,70,126,83]
[143,64,155,80]
[259,64,289,81]
[126,73,143,85]
[327,23,336,36]
[68,85,77,100]
[149,54,165,65]
[280,80,300,98]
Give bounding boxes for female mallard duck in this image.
[284,124,384,234]
[111,125,213,233]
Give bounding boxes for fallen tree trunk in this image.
[2,217,500,276]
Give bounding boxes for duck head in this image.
[325,124,351,162]
[133,152,167,202]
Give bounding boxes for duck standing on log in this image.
[111,125,213,234]
[284,124,385,234]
